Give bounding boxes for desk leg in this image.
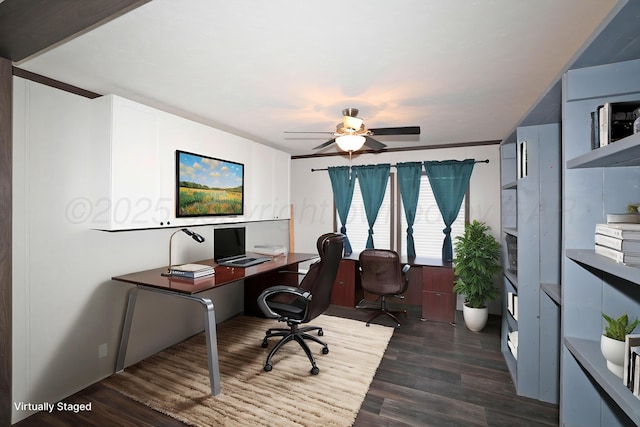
[199,297,221,395]
[115,287,139,373]
[115,286,221,396]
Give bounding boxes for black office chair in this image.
[257,232,345,375]
[358,249,410,328]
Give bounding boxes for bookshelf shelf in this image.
[541,282,561,305]
[502,180,517,190]
[567,132,640,169]
[565,337,640,426]
[503,347,517,376]
[503,227,518,237]
[504,269,518,290]
[566,249,640,286]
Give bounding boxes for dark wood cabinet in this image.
[421,265,455,323]
[330,255,454,322]
[330,259,362,307]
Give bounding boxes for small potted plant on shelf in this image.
[452,220,501,332]
[601,312,639,378]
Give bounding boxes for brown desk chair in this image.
[257,233,344,375]
[358,249,410,328]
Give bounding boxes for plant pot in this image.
[462,304,488,332]
[600,334,625,378]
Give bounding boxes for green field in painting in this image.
[178,186,243,216]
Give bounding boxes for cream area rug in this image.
[103,315,394,427]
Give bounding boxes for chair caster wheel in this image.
[318,329,324,336]
[310,366,319,375]
[322,347,329,355]
[261,340,268,348]
[366,323,371,327]
[264,364,272,372]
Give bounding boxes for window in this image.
[399,174,466,258]
[337,176,392,252]
[335,172,467,258]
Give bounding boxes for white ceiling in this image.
[17,0,618,156]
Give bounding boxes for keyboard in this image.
[230,257,257,266]
[218,256,270,267]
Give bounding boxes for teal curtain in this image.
[327,166,355,255]
[424,159,475,261]
[396,162,423,258]
[352,164,390,249]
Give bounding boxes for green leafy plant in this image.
[602,312,640,341]
[452,220,501,309]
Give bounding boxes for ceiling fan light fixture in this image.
[343,115,364,131]
[335,134,366,152]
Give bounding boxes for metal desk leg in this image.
[114,286,221,396]
[199,297,221,395]
[115,287,139,373]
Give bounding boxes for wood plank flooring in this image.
[15,306,559,426]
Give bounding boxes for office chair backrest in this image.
[299,233,344,320]
[359,249,407,295]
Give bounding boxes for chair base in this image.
[364,308,406,329]
[261,323,328,375]
[357,295,406,328]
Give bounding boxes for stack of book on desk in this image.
[170,263,215,280]
[594,222,640,265]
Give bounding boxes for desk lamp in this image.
[162,228,206,276]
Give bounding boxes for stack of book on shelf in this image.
[507,330,518,360]
[594,221,640,265]
[623,334,640,399]
[507,291,518,321]
[170,263,215,280]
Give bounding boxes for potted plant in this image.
[601,312,639,378]
[452,220,501,331]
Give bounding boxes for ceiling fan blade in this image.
[284,131,334,134]
[369,126,421,135]
[364,136,386,151]
[313,138,336,150]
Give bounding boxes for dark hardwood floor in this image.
[15,306,559,426]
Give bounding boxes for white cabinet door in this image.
[94,95,166,230]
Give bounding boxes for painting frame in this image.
[175,150,244,217]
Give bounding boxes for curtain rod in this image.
[310,159,490,172]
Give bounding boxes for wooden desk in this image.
[112,252,317,396]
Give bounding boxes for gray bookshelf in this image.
[499,123,561,404]
[561,58,640,426]
[495,1,640,423]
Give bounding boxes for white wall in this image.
[289,145,502,312]
[11,79,289,423]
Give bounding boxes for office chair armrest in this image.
[401,264,411,290]
[257,285,312,318]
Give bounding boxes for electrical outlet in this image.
[98,343,108,359]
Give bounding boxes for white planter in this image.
[600,334,625,378]
[462,304,488,332]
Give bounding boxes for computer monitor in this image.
[214,227,246,261]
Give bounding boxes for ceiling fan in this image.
[285,108,421,152]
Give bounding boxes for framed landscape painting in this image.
[176,150,244,217]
